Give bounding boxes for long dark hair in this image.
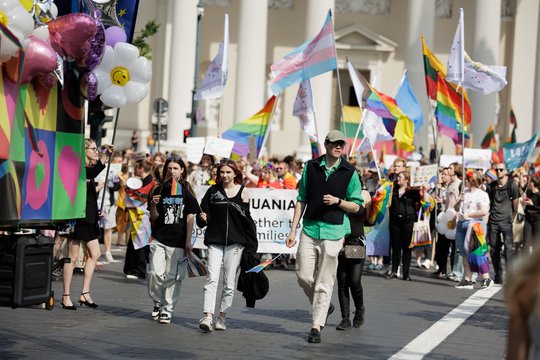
[217,160,243,185]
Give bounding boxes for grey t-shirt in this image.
[487,180,520,224]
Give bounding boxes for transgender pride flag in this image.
[270,10,337,95]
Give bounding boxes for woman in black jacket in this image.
[197,161,252,332]
[386,170,429,281]
[523,175,540,253]
[61,139,113,310]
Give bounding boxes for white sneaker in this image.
[422,259,431,269]
[104,251,120,264]
[214,317,226,331]
[159,312,172,324]
[199,316,213,332]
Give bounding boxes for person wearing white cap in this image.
[286,130,363,344]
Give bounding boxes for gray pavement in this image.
[0,246,507,359]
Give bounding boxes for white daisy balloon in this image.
[93,43,152,108]
[0,0,35,63]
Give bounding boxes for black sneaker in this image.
[151,306,161,320]
[308,328,321,343]
[336,318,351,330]
[481,278,493,289]
[455,279,474,289]
[353,307,365,328]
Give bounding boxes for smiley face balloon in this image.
[92,43,152,108]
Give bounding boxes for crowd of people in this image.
[12,129,540,347]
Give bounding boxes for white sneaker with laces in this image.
[215,317,226,331]
[199,316,213,332]
[159,312,172,324]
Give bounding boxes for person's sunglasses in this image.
[276,167,283,170]
[495,168,505,172]
[85,147,98,152]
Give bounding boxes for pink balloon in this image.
[5,35,57,84]
[105,26,127,47]
[80,71,98,100]
[48,13,97,60]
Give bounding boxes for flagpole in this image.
[258,94,279,159]
[366,137,382,180]
[349,109,366,158]
[330,9,347,144]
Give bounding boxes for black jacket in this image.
[237,252,269,308]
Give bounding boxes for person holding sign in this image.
[146,155,199,324]
[61,139,114,310]
[386,170,431,282]
[286,130,363,344]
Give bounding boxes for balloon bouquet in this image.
[0,0,151,108]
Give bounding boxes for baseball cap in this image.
[325,130,347,143]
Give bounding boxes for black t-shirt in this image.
[151,180,199,248]
[487,180,520,223]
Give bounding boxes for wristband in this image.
[337,199,342,206]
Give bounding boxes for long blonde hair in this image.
[84,139,96,165]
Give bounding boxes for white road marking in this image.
[389,284,502,360]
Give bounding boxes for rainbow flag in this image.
[368,180,393,225]
[467,222,490,275]
[422,35,471,127]
[270,10,337,94]
[171,177,182,196]
[480,125,496,149]
[347,60,415,151]
[341,105,363,147]
[222,96,276,159]
[434,73,470,145]
[245,254,282,273]
[125,179,155,249]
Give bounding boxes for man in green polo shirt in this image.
[286,130,363,344]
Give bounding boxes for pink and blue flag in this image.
[245,254,282,273]
[270,10,337,94]
[395,73,424,133]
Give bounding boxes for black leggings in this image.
[389,218,414,278]
[434,233,456,274]
[337,255,365,318]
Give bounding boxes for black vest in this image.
[303,156,355,225]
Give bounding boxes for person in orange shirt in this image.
[276,161,298,189]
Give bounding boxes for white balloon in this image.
[101,85,127,108]
[94,69,111,95]
[98,46,116,73]
[130,57,152,83]
[114,42,140,65]
[32,26,50,41]
[123,81,148,104]
[436,211,448,235]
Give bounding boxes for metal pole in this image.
[100,108,120,212]
[157,101,161,153]
[190,2,204,137]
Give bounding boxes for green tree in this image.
[132,20,160,60]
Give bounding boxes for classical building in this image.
[110,0,538,160]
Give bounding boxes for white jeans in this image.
[203,244,244,314]
[147,241,187,314]
[296,233,343,326]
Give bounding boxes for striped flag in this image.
[480,125,496,149]
[509,108,517,128]
[222,96,276,159]
[194,14,229,100]
[347,60,415,151]
[293,80,320,158]
[171,177,182,196]
[270,10,337,94]
[435,73,469,145]
[395,72,424,133]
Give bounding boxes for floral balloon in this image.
[93,43,152,108]
[0,0,35,63]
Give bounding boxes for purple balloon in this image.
[105,26,127,47]
[77,18,105,71]
[80,72,98,100]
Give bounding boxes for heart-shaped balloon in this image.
[76,17,105,71]
[48,13,97,60]
[5,35,58,84]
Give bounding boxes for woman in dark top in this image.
[336,187,371,330]
[523,175,540,252]
[386,170,429,281]
[197,161,252,332]
[147,155,199,324]
[61,139,113,310]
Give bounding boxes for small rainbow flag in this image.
[467,223,490,275]
[171,177,182,196]
[246,254,282,273]
[368,180,393,225]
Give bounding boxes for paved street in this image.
[0,246,507,360]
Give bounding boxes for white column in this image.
[165,0,198,148]
[532,3,540,133]
[234,0,268,122]
[470,0,501,145]
[404,0,435,156]
[297,0,335,159]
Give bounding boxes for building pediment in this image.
[334,24,397,52]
